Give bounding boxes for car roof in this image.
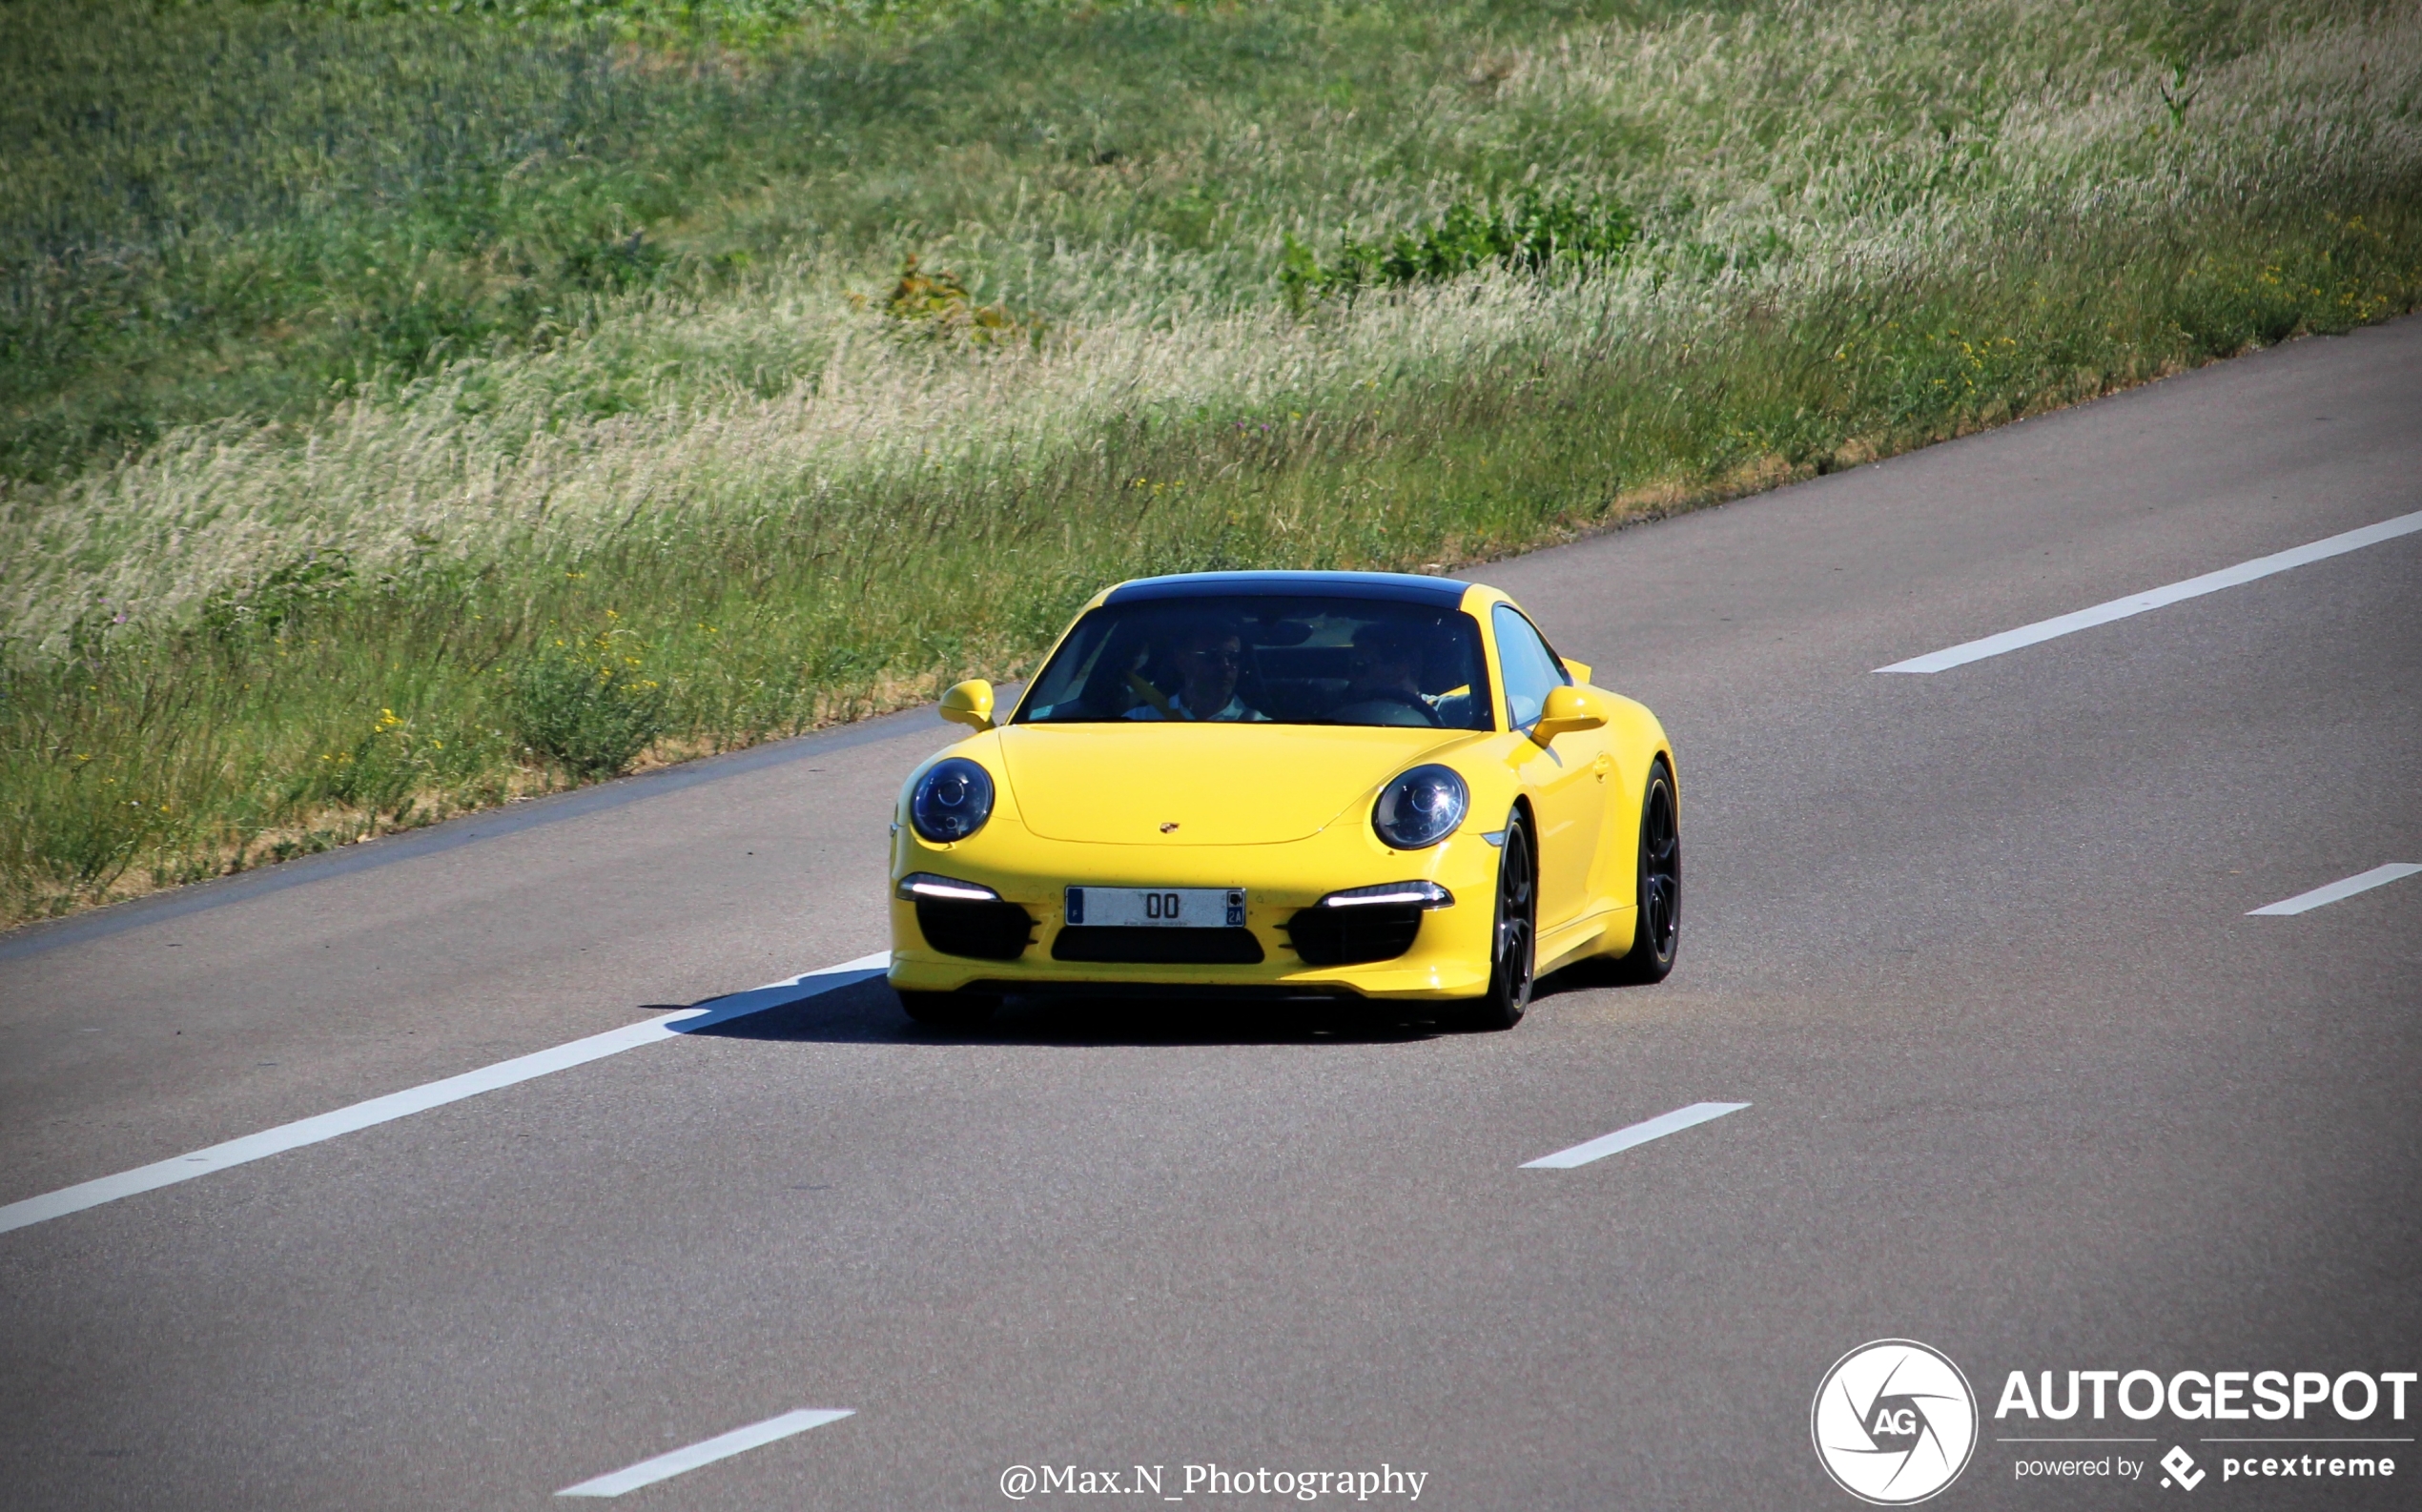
[1100,570,1474,608]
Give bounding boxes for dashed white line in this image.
[2246,863,2421,916]
[1521,1101,1750,1169]
[557,1408,855,1498]
[0,953,891,1236]
[1875,508,2422,674]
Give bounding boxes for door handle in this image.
[1592,753,1612,781]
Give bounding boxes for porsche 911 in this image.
[886,571,1679,1029]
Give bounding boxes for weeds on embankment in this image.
[4,0,2420,922]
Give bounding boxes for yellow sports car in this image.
[886,571,1679,1029]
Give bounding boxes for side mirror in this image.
[1559,657,1593,685]
[939,679,995,731]
[1530,684,1607,746]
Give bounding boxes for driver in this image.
[1331,621,1442,725]
[1125,619,1269,722]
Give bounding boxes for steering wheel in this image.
[1337,687,1442,726]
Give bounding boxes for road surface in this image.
[3,317,2416,1510]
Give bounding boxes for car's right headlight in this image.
[1372,764,1468,849]
[911,757,995,843]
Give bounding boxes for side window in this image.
[1491,604,1569,730]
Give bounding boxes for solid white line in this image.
[2247,863,2421,916]
[1521,1101,1750,1169]
[1876,508,2422,674]
[0,953,891,1237]
[557,1409,855,1498]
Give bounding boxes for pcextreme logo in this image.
[1813,1340,1981,1504]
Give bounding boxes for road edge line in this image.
[0,953,891,1236]
[1875,508,2422,674]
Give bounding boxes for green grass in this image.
[4,0,2420,922]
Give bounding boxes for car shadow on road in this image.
[1528,959,1658,1003]
[680,976,1452,1047]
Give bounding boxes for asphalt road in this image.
[3,317,2417,1512]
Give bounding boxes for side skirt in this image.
[1537,904,1633,974]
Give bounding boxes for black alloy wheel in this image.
[897,989,1000,1030]
[1607,760,1680,983]
[1459,814,1536,1031]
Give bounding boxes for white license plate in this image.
[1065,887,1245,929]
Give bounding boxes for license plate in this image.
[1065,887,1245,929]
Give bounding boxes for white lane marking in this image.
[1521,1101,1749,1169]
[0,953,891,1236]
[2247,863,2421,916]
[557,1408,855,1498]
[1875,508,2422,674]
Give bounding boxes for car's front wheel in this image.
[1456,813,1536,1031]
[1604,759,1679,983]
[896,989,999,1030]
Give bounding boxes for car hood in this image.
[997,723,1469,846]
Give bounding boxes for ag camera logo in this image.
[1813,1339,1980,1504]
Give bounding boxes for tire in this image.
[897,989,999,1030]
[1455,813,1537,1031]
[1605,760,1680,983]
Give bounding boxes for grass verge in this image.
[4,0,2420,923]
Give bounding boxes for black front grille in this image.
[916,900,1035,960]
[1052,927,1265,965]
[1284,905,1424,967]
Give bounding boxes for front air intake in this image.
[1284,905,1424,966]
[915,900,1036,960]
[1052,927,1265,965]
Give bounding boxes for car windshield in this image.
[1016,596,1493,730]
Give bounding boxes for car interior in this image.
[1018,597,1493,729]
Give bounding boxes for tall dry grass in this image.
[4,0,2419,921]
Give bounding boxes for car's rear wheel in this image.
[896,989,999,1030]
[1605,760,1680,983]
[1456,814,1536,1031]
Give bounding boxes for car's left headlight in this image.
[911,757,995,843]
[1372,764,1468,849]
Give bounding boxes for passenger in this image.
[1125,620,1270,722]
[1331,621,1442,726]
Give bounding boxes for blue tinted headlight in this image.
[1372,764,1468,849]
[911,757,995,843]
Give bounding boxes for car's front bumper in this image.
[886,823,1503,1000]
